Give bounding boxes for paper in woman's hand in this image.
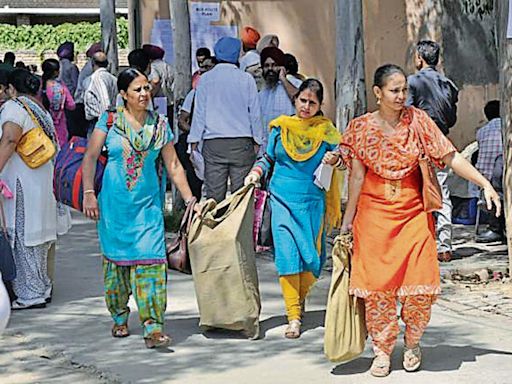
[314,163,334,191]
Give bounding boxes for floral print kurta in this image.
[95,110,173,265]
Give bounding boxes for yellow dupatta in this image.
[269,115,343,232]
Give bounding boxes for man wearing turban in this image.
[187,37,264,203]
[72,42,103,137]
[57,41,79,96]
[240,26,264,91]
[258,46,300,151]
[143,44,175,116]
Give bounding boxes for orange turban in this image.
[241,26,261,49]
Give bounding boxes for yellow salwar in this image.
[279,272,316,321]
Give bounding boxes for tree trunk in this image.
[497,0,512,271]
[100,0,119,74]
[334,0,367,132]
[170,0,192,112]
[169,0,192,209]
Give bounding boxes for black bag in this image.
[0,198,16,282]
[257,153,274,247]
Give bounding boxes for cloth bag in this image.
[166,197,197,274]
[324,231,367,362]
[188,185,261,338]
[413,111,442,212]
[0,197,16,282]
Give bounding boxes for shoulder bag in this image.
[15,99,56,169]
[412,114,443,213]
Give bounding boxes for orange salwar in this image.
[365,292,436,356]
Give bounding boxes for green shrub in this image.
[0,18,128,54]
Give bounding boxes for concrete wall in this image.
[137,0,498,148]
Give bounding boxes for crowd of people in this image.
[0,28,504,377]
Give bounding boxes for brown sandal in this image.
[144,332,172,349]
[111,324,129,338]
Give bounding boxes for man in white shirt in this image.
[83,52,118,134]
[188,37,264,202]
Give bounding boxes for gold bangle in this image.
[83,189,95,195]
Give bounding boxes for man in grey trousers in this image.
[407,40,459,262]
[188,37,264,202]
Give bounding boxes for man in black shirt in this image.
[407,40,459,262]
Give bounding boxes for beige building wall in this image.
[137,0,497,148]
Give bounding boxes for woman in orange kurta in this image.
[338,64,501,377]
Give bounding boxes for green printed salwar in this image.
[103,259,167,337]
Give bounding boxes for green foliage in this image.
[0,18,128,53]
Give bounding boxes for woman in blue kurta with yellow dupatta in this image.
[82,68,195,349]
[245,79,344,338]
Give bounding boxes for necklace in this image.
[376,111,400,128]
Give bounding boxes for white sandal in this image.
[284,320,301,339]
[370,354,391,377]
[403,345,422,372]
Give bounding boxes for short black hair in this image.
[93,56,109,68]
[484,100,500,121]
[3,52,15,66]
[416,40,440,66]
[284,53,299,75]
[128,49,150,73]
[196,47,211,58]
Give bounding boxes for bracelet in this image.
[184,198,194,206]
[83,189,95,195]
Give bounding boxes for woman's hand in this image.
[244,171,261,186]
[322,151,339,165]
[483,184,501,217]
[340,223,353,233]
[83,194,100,221]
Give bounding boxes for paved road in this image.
[1,215,512,384]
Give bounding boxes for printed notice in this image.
[190,2,220,22]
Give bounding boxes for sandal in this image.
[11,300,46,310]
[284,320,301,339]
[370,355,391,377]
[403,345,422,372]
[111,324,129,338]
[144,332,172,349]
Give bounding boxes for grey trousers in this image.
[203,138,256,202]
[433,168,452,253]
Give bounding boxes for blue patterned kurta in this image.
[258,127,336,278]
[95,111,173,265]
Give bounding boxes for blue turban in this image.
[214,37,241,64]
[57,42,74,60]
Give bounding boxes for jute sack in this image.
[324,231,367,362]
[188,185,261,338]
